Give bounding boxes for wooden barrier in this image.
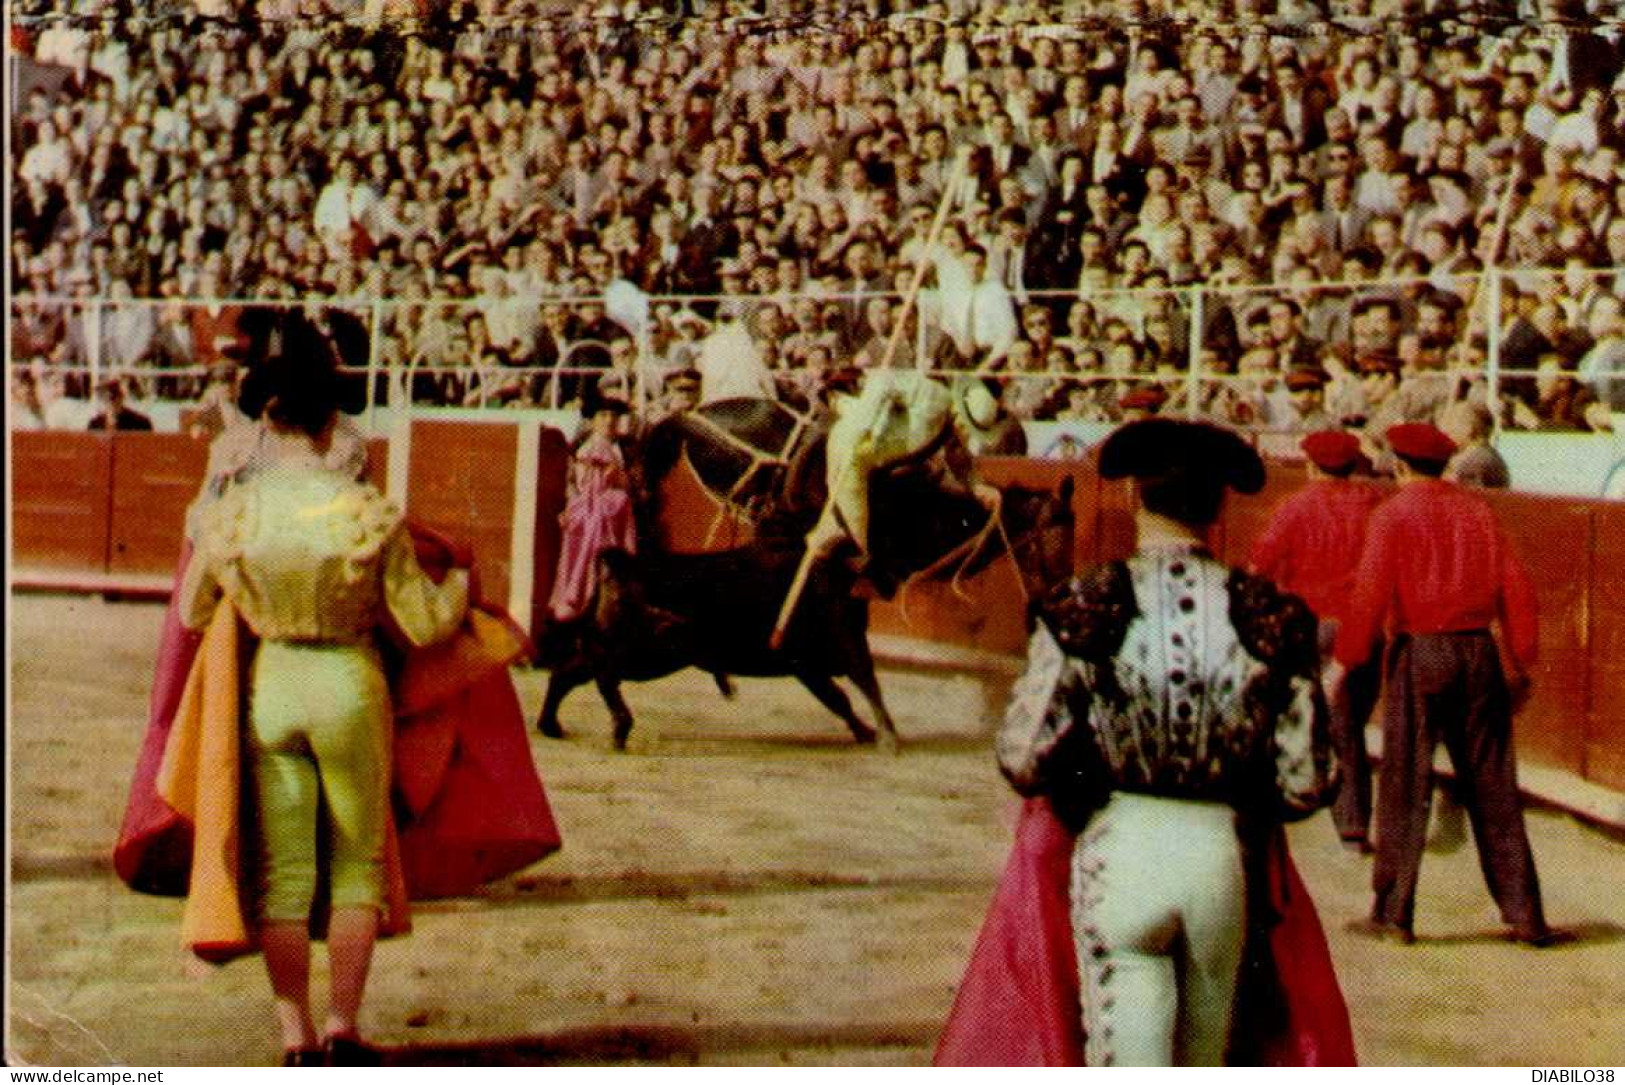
[1493,492,1596,780]
[526,427,571,634]
[1586,503,1625,793]
[11,432,114,583]
[1216,460,1313,565]
[405,420,520,611]
[107,433,210,579]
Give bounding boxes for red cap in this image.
[1284,367,1329,391]
[1119,385,1169,412]
[1357,352,1401,376]
[1301,429,1364,473]
[1386,422,1458,464]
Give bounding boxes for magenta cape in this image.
[114,525,562,902]
[933,798,1357,1067]
[547,443,636,622]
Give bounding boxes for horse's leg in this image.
[712,672,736,699]
[844,642,901,754]
[794,670,878,745]
[537,662,592,738]
[596,674,638,751]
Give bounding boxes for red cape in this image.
[933,798,1356,1066]
[114,525,563,907]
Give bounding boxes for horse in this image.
[634,379,975,578]
[534,476,1075,751]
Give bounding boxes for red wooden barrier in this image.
[1490,492,1595,778]
[406,420,518,609]
[526,427,571,635]
[1587,503,1625,792]
[107,433,211,578]
[1092,471,1140,564]
[11,432,114,576]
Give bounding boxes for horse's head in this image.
[997,476,1076,599]
[862,471,1074,600]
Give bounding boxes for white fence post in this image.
[915,291,929,372]
[637,319,654,416]
[366,299,383,434]
[1185,286,1204,421]
[87,299,103,395]
[1485,269,1502,430]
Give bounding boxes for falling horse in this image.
[534,476,1075,749]
[634,378,978,566]
[537,373,1072,749]
[633,397,830,542]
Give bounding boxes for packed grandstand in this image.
[9,0,1625,440]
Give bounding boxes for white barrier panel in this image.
[1500,429,1625,499]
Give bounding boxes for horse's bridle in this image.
[1003,504,1074,598]
[906,487,1071,605]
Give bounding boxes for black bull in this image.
[535,478,1075,750]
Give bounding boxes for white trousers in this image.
[1070,793,1247,1066]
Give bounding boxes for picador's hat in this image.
[664,367,702,391]
[580,383,631,417]
[1284,366,1330,391]
[1118,385,1169,413]
[1357,352,1402,376]
[1099,419,1265,495]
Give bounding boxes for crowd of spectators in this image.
[10,0,1625,436]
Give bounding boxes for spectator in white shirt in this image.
[19,120,75,188]
[101,279,158,374]
[958,244,1018,370]
[33,20,91,72]
[313,157,378,263]
[1548,88,1607,156]
[1353,136,1403,216]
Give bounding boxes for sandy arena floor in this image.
[6,592,1625,1066]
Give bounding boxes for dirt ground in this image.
[6,592,1625,1067]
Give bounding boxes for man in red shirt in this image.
[1250,430,1385,851]
[1328,423,1552,946]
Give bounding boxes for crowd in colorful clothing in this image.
[10,0,1625,430]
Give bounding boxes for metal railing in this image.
[10,267,1624,433]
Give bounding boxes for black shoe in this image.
[281,1049,322,1067]
[1346,917,1415,944]
[324,1034,383,1067]
[1509,925,1568,948]
[1339,835,1375,855]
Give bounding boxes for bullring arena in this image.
[7,594,1625,1066]
[9,436,1625,1066]
[10,0,1625,1069]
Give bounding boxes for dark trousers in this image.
[1320,620,1381,842]
[1371,632,1546,933]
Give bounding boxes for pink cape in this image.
[547,440,636,621]
[114,526,563,903]
[933,798,1357,1067]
